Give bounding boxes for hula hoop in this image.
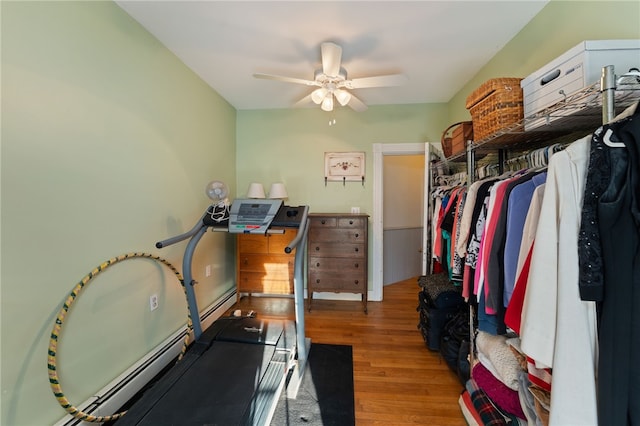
[47,252,192,423]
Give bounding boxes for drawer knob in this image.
[355,233,359,238]
[316,279,320,284]
[355,247,359,252]
[321,220,326,224]
[315,246,320,251]
[354,263,359,268]
[354,280,359,285]
[316,262,320,267]
[349,220,354,225]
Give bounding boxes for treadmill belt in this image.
[132,342,278,425]
[116,318,297,426]
[216,318,283,346]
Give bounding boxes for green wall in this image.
[1,2,236,424]
[236,104,447,214]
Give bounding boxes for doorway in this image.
[382,154,425,285]
[372,143,431,301]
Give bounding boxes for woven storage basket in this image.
[441,121,473,158]
[465,78,523,141]
[441,129,453,158]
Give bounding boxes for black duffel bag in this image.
[439,306,470,385]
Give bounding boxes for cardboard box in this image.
[522,39,640,130]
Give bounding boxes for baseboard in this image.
[54,289,237,426]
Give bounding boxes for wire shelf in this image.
[440,79,640,164]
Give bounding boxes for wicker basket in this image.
[441,121,473,158]
[465,78,523,141]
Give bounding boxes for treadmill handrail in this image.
[153,204,309,345]
[284,206,309,254]
[155,209,210,248]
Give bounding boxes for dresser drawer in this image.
[308,271,366,292]
[309,242,365,258]
[237,230,297,254]
[308,256,365,272]
[337,217,366,229]
[237,234,269,254]
[309,227,365,244]
[267,230,297,254]
[237,271,293,294]
[238,254,293,274]
[309,217,337,228]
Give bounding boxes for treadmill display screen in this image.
[228,199,282,233]
[236,204,273,223]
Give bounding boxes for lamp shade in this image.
[321,95,334,112]
[334,89,352,106]
[268,183,288,199]
[311,87,328,104]
[246,182,266,199]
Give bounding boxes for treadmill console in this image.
[228,199,283,234]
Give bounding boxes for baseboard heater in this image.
[55,289,237,426]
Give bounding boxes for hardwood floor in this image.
[229,277,466,425]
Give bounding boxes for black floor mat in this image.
[271,343,355,426]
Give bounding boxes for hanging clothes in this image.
[450,188,467,282]
[486,170,545,314]
[519,135,599,426]
[502,172,547,307]
[578,103,640,426]
[504,183,546,334]
[462,179,497,301]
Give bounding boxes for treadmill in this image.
[115,201,310,426]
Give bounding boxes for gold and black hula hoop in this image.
[47,252,192,423]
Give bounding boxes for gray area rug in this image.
[271,343,355,425]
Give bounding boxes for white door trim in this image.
[372,143,426,301]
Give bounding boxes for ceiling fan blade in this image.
[293,93,315,108]
[343,74,408,89]
[253,73,319,86]
[321,42,342,77]
[347,94,368,112]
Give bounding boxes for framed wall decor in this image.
[324,151,365,185]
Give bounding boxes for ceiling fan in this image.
[253,42,407,112]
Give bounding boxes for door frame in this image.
[372,143,427,301]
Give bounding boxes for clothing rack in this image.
[460,64,635,366]
[448,66,640,424]
[425,65,640,412]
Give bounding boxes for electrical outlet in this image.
[351,207,360,214]
[205,264,212,277]
[149,294,158,311]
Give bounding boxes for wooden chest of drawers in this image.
[307,213,368,313]
[236,228,297,302]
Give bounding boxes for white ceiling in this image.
[115,1,548,111]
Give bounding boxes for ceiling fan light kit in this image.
[311,87,328,104]
[253,41,407,112]
[321,95,334,112]
[334,89,352,106]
